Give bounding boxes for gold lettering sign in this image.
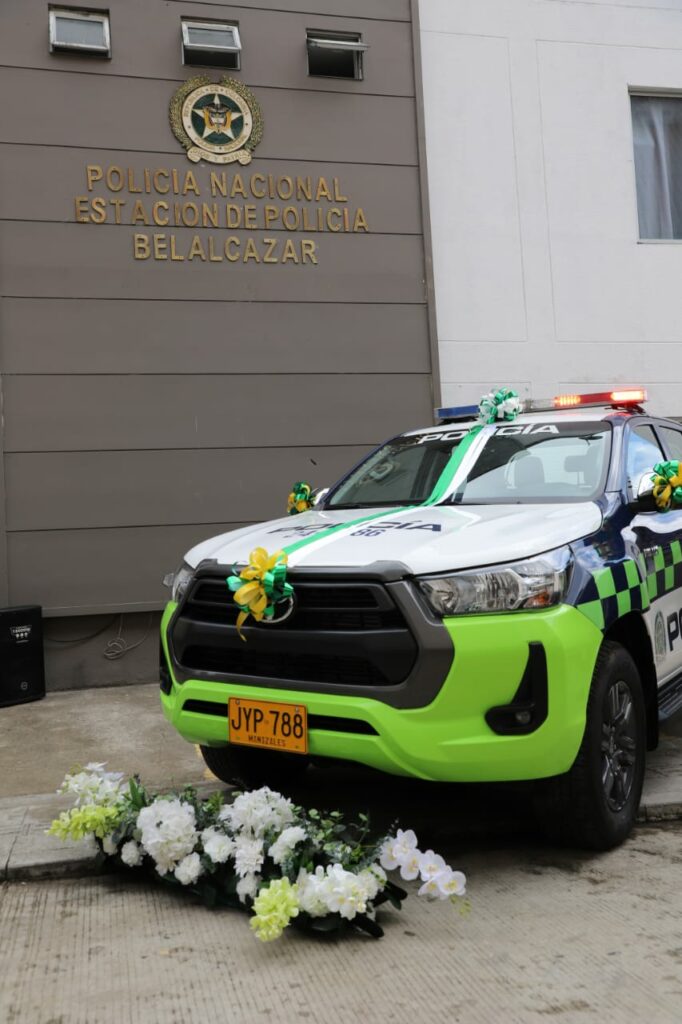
[74,166,369,265]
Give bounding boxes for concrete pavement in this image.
[2,684,682,1022]
[2,823,682,1023]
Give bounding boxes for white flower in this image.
[120,840,143,867]
[320,864,367,921]
[418,849,447,882]
[296,866,329,918]
[175,852,202,886]
[436,868,466,898]
[59,764,126,808]
[137,798,198,876]
[234,836,264,878]
[219,787,295,839]
[101,835,118,856]
[236,873,260,903]
[397,849,421,881]
[268,826,307,866]
[379,828,418,872]
[356,864,386,902]
[201,827,235,865]
[417,861,467,900]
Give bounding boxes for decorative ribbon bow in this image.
[227,547,294,640]
[287,481,315,516]
[477,387,523,425]
[651,461,682,513]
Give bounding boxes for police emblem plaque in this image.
[169,76,263,164]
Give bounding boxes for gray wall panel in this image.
[0,146,422,235]
[0,69,418,164]
[0,223,425,304]
[7,523,248,613]
[0,1,413,95]
[5,446,372,530]
[166,0,410,21]
[0,0,434,628]
[3,374,432,452]
[0,299,430,375]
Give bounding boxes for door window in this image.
[625,423,664,491]
[658,426,682,462]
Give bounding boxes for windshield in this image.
[449,422,612,504]
[326,429,469,509]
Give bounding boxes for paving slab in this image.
[4,794,103,880]
[0,683,208,799]
[639,732,682,820]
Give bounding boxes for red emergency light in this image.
[526,389,647,413]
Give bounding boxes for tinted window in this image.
[659,425,682,462]
[449,423,611,504]
[626,424,664,487]
[327,432,466,508]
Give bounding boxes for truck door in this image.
[627,421,682,685]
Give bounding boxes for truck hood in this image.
[185,502,603,576]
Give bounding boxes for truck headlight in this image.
[162,562,195,604]
[418,547,571,616]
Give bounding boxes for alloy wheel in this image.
[601,680,637,813]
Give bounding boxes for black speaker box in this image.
[0,605,46,708]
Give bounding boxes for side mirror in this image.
[313,487,329,506]
[632,472,658,513]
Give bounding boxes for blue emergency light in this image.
[434,404,479,421]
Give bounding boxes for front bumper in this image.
[160,601,603,782]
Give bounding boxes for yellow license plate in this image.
[228,698,308,755]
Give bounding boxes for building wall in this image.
[0,0,437,688]
[419,0,682,416]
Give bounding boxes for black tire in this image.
[200,744,310,790]
[534,640,646,850]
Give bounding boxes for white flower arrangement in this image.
[48,765,468,943]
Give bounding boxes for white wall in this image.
[419,0,682,416]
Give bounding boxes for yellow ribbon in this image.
[227,547,291,640]
[287,481,314,516]
[651,461,682,512]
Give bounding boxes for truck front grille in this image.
[171,574,418,688]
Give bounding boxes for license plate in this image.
[228,698,308,755]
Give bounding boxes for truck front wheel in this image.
[200,744,310,790]
[535,640,646,850]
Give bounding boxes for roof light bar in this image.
[436,389,647,422]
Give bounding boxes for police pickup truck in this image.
[160,388,682,849]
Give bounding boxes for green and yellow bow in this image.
[226,547,294,640]
[477,387,523,425]
[287,481,314,516]
[651,461,682,513]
